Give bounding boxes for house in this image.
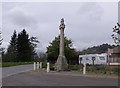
[78,53,107,65]
[107,46,120,65]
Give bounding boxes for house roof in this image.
[79,53,107,57]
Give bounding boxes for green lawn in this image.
[1,62,34,67]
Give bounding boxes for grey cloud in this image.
[7,7,38,27]
[118,1,120,23]
[2,2,117,52]
[0,3,2,27]
[78,2,103,21]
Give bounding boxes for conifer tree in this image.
[7,30,17,61]
[46,35,78,64]
[17,29,32,62]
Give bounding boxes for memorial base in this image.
[55,55,68,71]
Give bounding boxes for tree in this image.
[29,36,39,59]
[17,29,33,62]
[46,35,78,64]
[112,23,120,45]
[6,30,17,61]
[0,32,2,46]
[0,31,3,53]
[34,52,47,62]
[79,43,112,55]
[16,29,39,62]
[0,31,8,62]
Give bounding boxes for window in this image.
[79,57,83,64]
[86,58,89,60]
[92,57,96,61]
[79,57,82,60]
[99,57,105,60]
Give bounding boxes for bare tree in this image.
[0,32,3,46]
[112,23,120,46]
[0,31,3,54]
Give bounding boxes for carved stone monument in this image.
[55,18,68,71]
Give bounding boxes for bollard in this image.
[37,62,39,69]
[34,62,36,70]
[83,63,86,75]
[47,62,50,72]
[40,62,42,69]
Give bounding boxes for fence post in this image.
[47,62,50,72]
[83,63,86,75]
[34,62,36,70]
[37,62,39,69]
[40,62,42,69]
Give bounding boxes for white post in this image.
[47,62,50,72]
[37,62,39,69]
[40,62,42,69]
[34,62,36,70]
[83,63,86,75]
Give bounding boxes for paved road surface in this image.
[2,70,118,86]
[2,64,33,78]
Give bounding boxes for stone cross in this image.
[55,18,68,71]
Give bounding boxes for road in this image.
[2,70,118,86]
[2,64,33,78]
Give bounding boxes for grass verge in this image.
[1,62,34,67]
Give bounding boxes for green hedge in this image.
[68,64,120,75]
[68,64,83,71]
[42,62,55,70]
[2,62,34,67]
[84,65,120,75]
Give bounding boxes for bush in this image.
[68,64,83,71]
[111,67,120,75]
[50,64,55,70]
[42,61,47,68]
[86,65,107,74]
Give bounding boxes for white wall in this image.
[79,53,107,65]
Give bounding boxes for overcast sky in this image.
[1,1,118,52]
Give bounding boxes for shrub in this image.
[68,64,83,71]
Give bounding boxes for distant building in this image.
[107,46,120,65]
[79,53,107,65]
